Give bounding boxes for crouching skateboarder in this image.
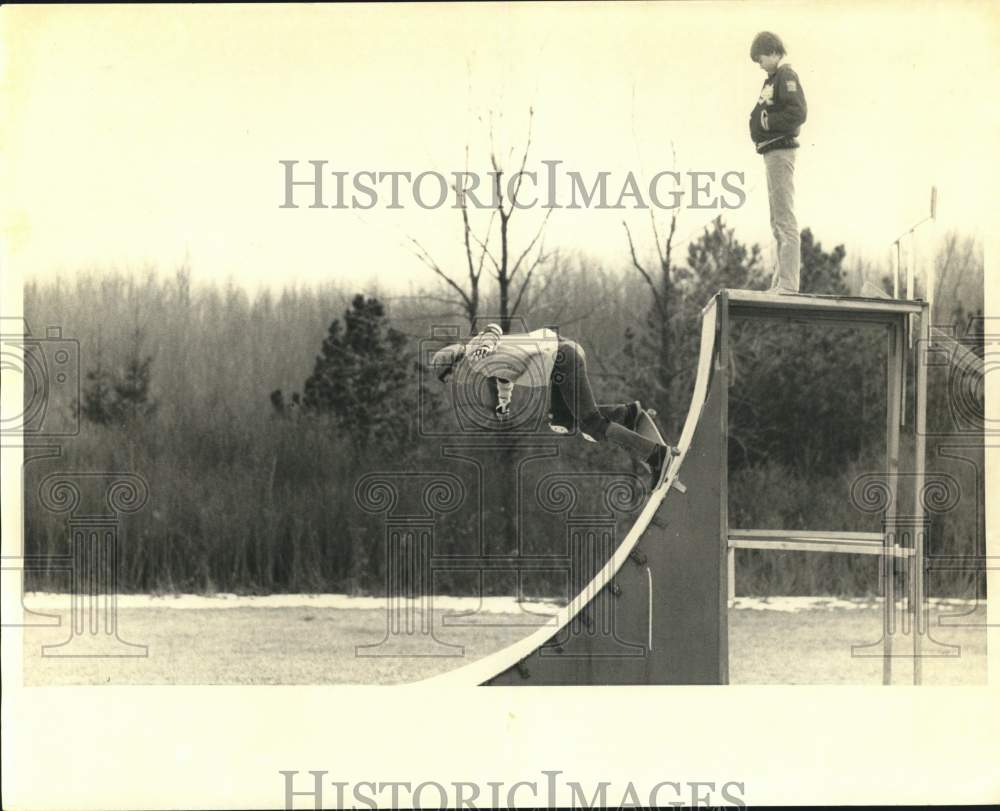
[432,324,678,491]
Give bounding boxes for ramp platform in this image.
[419,290,931,686]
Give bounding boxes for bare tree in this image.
[410,108,552,335]
[932,231,983,326]
[406,108,557,557]
[407,145,492,333]
[622,195,680,423]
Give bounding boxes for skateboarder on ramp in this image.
[432,324,678,491]
[421,298,721,686]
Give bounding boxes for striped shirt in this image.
[464,328,560,407]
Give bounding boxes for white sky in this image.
[2,2,998,293]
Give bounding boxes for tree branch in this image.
[407,236,473,311]
[467,219,500,275]
[510,247,553,316]
[623,220,662,313]
[508,106,535,210]
[510,207,553,280]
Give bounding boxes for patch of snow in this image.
[22,592,564,614]
[22,592,982,613]
[733,596,982,612]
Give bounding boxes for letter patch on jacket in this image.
[786,79,797,92]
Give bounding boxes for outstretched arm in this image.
[467,323,503,361]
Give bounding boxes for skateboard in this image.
[635,407,664,445]
[635,408,679,492]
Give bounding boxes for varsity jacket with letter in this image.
[749,63,807,154]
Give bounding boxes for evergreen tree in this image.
[798,228,850,296]
[80,361,117,427]
[301,294,410,451]
[728,230,883,471]
[80,342,157,427]
[625,222,881,471]
[113,352,158,423]
[683,217,766,305]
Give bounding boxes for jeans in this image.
[548,339,614,440]
[763,148,800,291]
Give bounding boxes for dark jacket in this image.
[749,63,807,154]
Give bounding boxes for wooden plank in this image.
[729,539,914,557]
[718,291,730,683]
[728,309,909,331]
[730,529,883,542]
[727,546,736,606]
[725,288,923,316]
[729,540,880,553]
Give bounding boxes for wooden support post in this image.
[718,292,731,680]
[884,320,905,685]
[727,546,736,607]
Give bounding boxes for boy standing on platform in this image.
[749,31,807,293]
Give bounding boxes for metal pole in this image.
[893,242,901,299]
[912,304,930,685]
[891,186,935,302]
[906,236,915,302]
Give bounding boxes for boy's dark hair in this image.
[750,31,786,61]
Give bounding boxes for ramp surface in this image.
[420,295,726,686]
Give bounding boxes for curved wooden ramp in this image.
[421,296,728,686]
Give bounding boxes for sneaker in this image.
[548,411,573,434]
[623,400,642,432]
[550,419,597,441]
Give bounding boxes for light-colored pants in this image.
[763,148,800,291]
